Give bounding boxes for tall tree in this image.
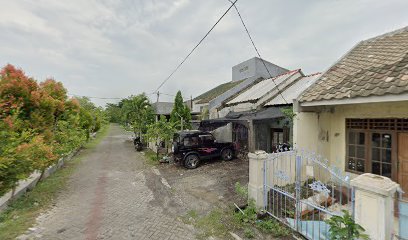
[0,64,107,196]
[105,103,122,123]
[145,115,175,160]
[170,91,191,130]
[121,94,154,137]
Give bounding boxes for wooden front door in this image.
[398,133,408,199]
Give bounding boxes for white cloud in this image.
[0,0,407,106]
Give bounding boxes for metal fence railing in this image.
[264,149,354,240]
[393,193,408,240]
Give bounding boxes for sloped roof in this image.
[224,107,285,121]
[194,79,246,104]
[152,102,173,115]
[199,107,285,130]
[265,72,322,106]
[300,26,408,103]
[227,69,301,105]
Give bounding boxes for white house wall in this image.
[192,101,208,113]
[294,100,408,179]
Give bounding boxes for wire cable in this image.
[228,0,288,104]
[154,0,239,93]
[68,94,122,100]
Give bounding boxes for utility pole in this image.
[156,91,160,103]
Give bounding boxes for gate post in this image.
[248,150,268,208]
[295,155,302,231]
[351,173,400,240]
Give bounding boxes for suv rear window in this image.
[199,135,215,144]
[183,136,200,147]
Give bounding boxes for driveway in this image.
[157,153,249,215]
[18,124,248,240]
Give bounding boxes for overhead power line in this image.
[154,0,239,93]
[228,0,288,104]
[68,94,122,100]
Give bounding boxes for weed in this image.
[182,208,240,240]
[181,210,199,224]
[142,149,162,165]
[256,219,291,237]
[244,227,255,238]
[325,210,369,240]
[235,182,248,199]
[233,199,257,224]
[233,181,292,239]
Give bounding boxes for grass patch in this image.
[182,208,238,240]
[181,182,293,240]
[142,149,165,166]
[0,124,110,240]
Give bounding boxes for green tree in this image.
[105,103,122,123]
[199,107,209,120]
[0,114,33,196]
[145,115,175,160]
[121,94,154,137]
[74,96,107,137]
[16,135,57,180]
[170,91,191,130]
[0,64,106,196]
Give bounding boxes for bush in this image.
[325,210,369,240]
[244,228,255,238]
[233,182,291,238]
[0,64,107,196]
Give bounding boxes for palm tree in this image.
[122,93,154,138]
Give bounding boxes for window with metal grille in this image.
[346,118,408,131]
[346,118,407,177]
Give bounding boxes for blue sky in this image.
[1,0,408,106]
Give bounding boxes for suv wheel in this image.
[221,148,234,161]
[184,154,200,169]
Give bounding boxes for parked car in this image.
[172,130,235,169]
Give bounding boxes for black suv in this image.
[172,130,235,169]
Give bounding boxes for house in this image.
[201,69,321,153]
[193,80,244,117]
[151,102,174,121]
[192,57,288,119]
[294,26,408,196]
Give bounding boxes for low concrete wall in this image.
[0,147,82,213]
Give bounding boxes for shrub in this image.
[0,64,107,196]
[325,210,369,240]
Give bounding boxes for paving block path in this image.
[18,124,196,240]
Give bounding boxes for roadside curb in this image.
[0,147,82,213]
[0,127,108,212]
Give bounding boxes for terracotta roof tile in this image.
[300,26,408,102]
